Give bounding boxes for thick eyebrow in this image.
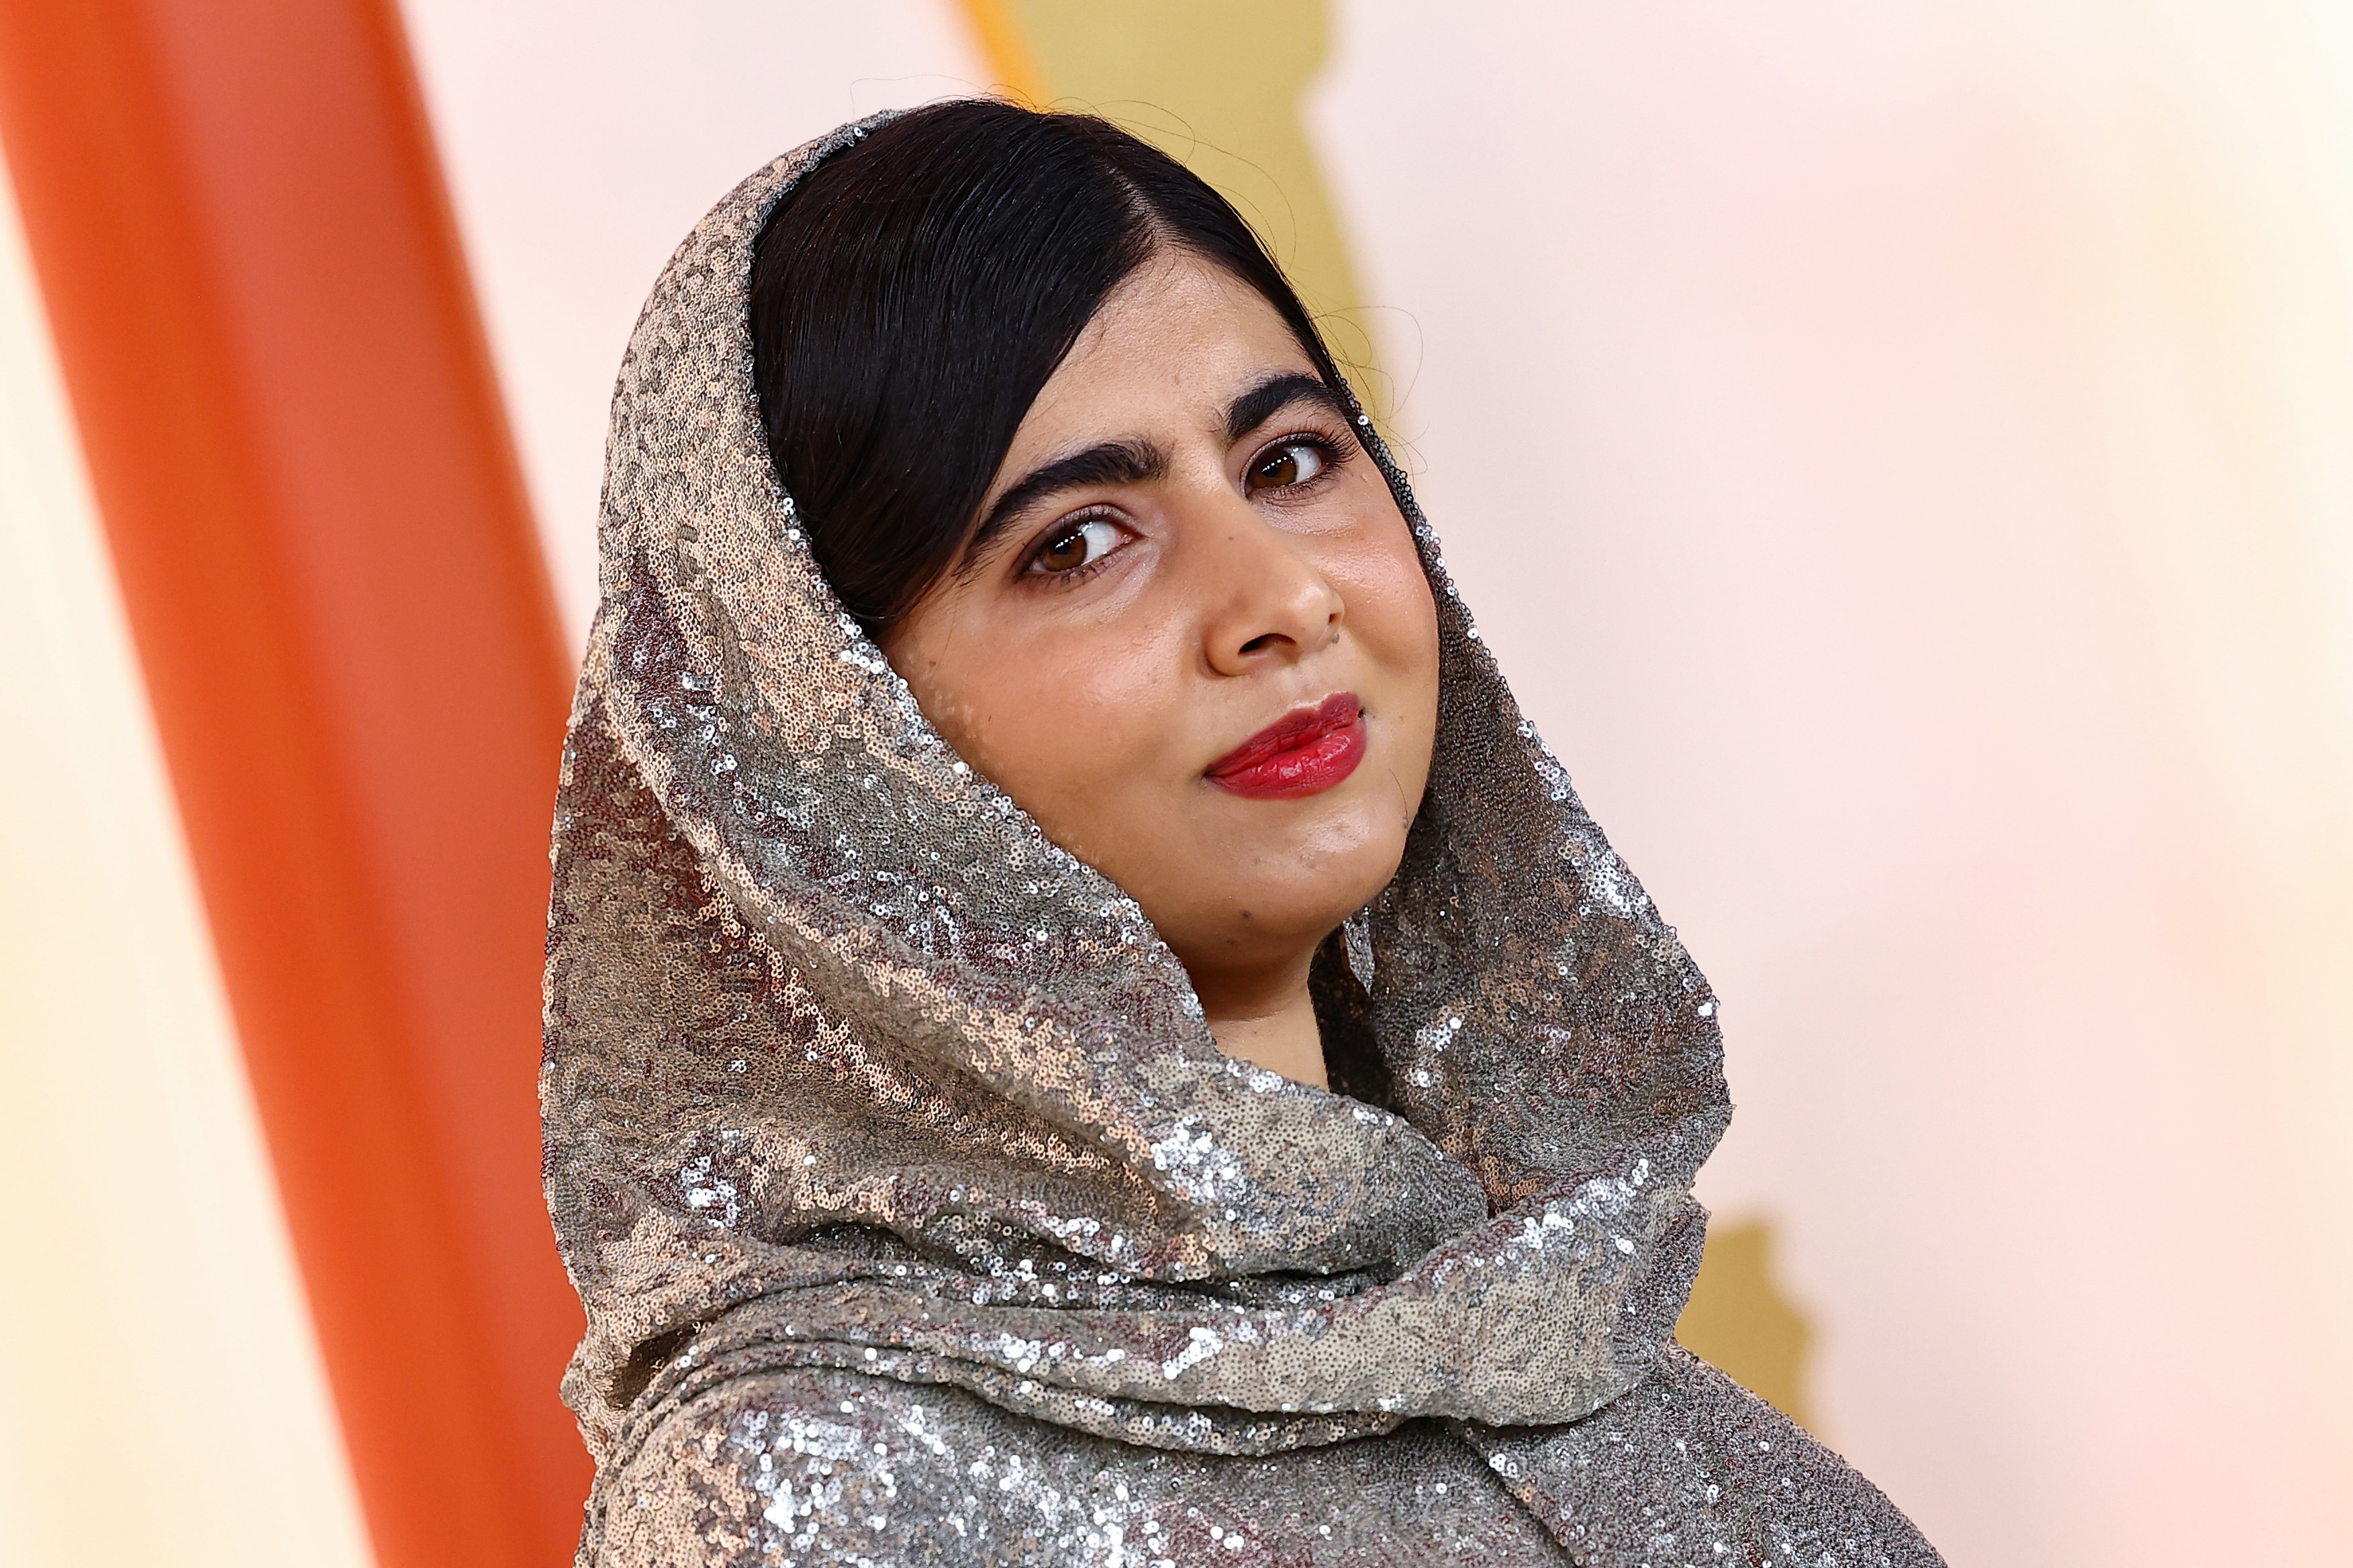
[959,371,1345,573]
[964,438,1167,571]
[1226,371,1346,446]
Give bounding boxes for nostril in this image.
[1239,633,1276,655]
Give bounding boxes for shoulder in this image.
[588,1365,1027,1567]
[1472,1345,1946,1567]
[583,1365,1564,1567]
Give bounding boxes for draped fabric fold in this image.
[544,112,1939,1567]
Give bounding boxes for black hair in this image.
[749,99,1351,635]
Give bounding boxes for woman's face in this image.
[884,250,1440,1016]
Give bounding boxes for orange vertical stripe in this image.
[0,5,583,1567]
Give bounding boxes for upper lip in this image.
[1205,693,1363,777]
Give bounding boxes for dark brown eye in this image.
[1026,517,1124,576]
[1037,529,1088,572]
[1250,439,1328,492]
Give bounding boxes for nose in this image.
[1196,504,1344,678]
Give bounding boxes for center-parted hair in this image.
[749,99,1349,634]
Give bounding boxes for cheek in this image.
[1336,525,1441,687]
[1328,517,1441,813]
[900,611,1190,851]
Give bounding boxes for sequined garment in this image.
[544,113,1941,1567]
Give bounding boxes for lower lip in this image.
[1207,714,1369,800]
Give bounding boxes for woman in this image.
[544,100,1939,1565]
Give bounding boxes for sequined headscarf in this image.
[544,112,1939,1566]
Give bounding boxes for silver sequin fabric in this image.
[544,113,1943,1567]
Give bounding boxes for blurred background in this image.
[3,3,2349,1565]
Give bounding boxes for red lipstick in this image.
[1206,693,1367,800]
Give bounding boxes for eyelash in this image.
[1016,423,1355,587]
[1022,509,1128,587]
[1247,430,1349,496]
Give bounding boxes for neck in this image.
[1188,949,1327,1089]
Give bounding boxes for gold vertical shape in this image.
[1676,1217,1819,1432]
[951,0,1050,107]
[994,0,1380,389]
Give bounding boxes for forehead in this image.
[1010,251,1317,449]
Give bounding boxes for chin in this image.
[1241,837,1406,938]
[1293,796,1410,888]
